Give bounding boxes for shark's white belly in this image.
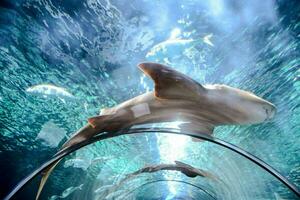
[114,94,218,127]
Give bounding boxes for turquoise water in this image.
[0,0,299,199]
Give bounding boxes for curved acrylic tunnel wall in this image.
[8,130,300,200]
[1,0,300,200]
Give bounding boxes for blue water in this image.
[0,0,299,199]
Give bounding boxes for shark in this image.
[35,62,276,199]
[93,160,220,199]
[123,160,218,180]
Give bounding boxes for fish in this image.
[49,184,83,200]
[145,37,210,63]
[26,84,74,103]
[35,62,276,199]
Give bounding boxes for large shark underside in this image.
[35,62,276,199]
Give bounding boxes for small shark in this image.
[35,62,276,199]
[126,160,218,179]
[94,161,218,199]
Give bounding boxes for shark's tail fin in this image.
[35,161,60,200]
[36,123,101,199]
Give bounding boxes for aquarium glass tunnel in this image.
[0,0,299,200]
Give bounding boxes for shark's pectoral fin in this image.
[138,62,206,100]
[178,122,214,142]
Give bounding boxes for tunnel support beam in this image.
[121,179,217,200]
[4,128,300,199]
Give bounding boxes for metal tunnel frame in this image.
[4,128,300,200]
[120,179,217,200]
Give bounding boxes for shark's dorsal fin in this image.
[138,62,206,100]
